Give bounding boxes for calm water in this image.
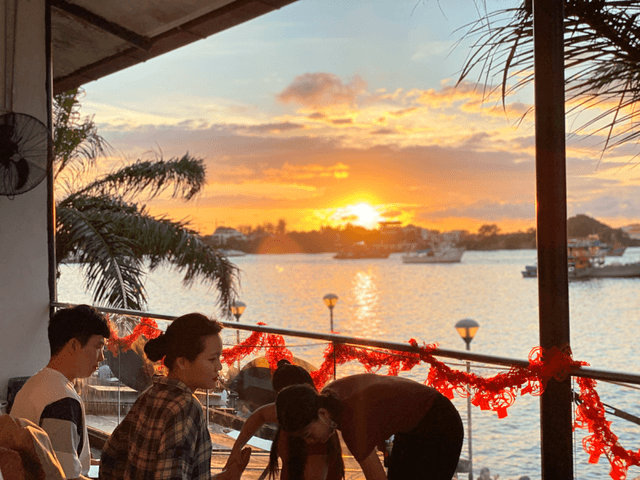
[58,248,640,480]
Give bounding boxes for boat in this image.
[522,238,640,278]
[334,241,390,259]
[600,242,627,257]
[402,245,465,264]
[522,264,537,278]
[219,249,247,257]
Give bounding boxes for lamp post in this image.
[231,301,246,371]
[323,293,339,379]
[455,318,479,480]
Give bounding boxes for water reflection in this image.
[57,248,640,480]
[351,269,381,338]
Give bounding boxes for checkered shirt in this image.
[99,376,212,479]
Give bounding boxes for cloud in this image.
[389,107,418,117]
[331,118,353,125]
[372,128,396,135]
[277,72,367,108]
[421,201,536,222]
[235,122,306,134]
[569,193,640,220]
[381,209,402,218]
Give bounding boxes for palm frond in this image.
[456,0,640,155]
[57,193,239,314]
[74,154,206,202]
[56,199,146,309]
[53,88,111,180]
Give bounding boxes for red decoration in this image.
[104,317,640,480]
[107,316,162,353]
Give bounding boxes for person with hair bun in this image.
[224,359,342,480]
[276,374,463,480]
[99,313,250,480]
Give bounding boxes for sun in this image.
[331,202,383,229]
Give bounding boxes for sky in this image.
[78,0,640,235]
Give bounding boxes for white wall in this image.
[0,0,51,400]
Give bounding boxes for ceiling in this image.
[51,0,299,94]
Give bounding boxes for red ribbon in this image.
[107,316,161,353]
[106,318,640,480]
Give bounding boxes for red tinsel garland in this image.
[107,317,162,353]
[106,319,640,480]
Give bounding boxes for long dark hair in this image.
[268,360,314,480]
[143,313,222,370]
[273,384,345,480]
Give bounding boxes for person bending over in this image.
[225,359,342,480]
[99,313,250,480]
[11,305,110,480]
[276,374,463,480]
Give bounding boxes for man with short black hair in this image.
[10,305,110,480]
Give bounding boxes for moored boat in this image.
[334,241,390,259]
[521,238,640,278]
[402,245,465,264]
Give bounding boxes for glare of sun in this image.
[335,202,380,229]
[352,203,377,224]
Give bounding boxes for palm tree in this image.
[457,0,640,155]
[54,89,238,313]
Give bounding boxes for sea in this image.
[57,248,640,480]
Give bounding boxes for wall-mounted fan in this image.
[0,112,53,196]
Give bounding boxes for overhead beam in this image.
[53,0,300,94]
[50,0,152,51]
[533,0,573,479]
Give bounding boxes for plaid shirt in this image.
[99,376,212,480]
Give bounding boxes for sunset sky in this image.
[79,0,640,235]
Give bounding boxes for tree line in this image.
[205,214,638,254]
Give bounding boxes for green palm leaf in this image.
[54,90,240,315]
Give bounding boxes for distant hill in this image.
[567,214,636,245]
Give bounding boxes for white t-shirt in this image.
[10,368,90,478]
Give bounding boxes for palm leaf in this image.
[456,0,640,155]
[53,88,111,181]
[56,199,146,309]
[57,193,239,313]
[74,154,206,202]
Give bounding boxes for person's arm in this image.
[358,449,387,480]
[225,403,277,468]
[39,398,87,479]
[214,447,251,480]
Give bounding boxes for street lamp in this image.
[323,294,338,331]
[231,301,246,370]
[323,293,339,379]
[455,318,479,480]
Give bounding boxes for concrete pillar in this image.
[0,0,52,400]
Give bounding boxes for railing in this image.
[52,302,640,480]
[52,302,640,385]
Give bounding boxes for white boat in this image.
[219,249,247,257]
[522,238,640,278]
[402,245,465,264]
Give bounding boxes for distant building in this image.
[379,221,402,235]
[210,227,246,245]
[622,224,640,240]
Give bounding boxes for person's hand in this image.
[215,447,251,480]
[223,447,244,472]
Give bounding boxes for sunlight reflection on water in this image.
[57,248,640,480]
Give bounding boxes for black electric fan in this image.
[0,112,52,196]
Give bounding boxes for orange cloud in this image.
[277,72,367,108]
[262,162,350,181]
